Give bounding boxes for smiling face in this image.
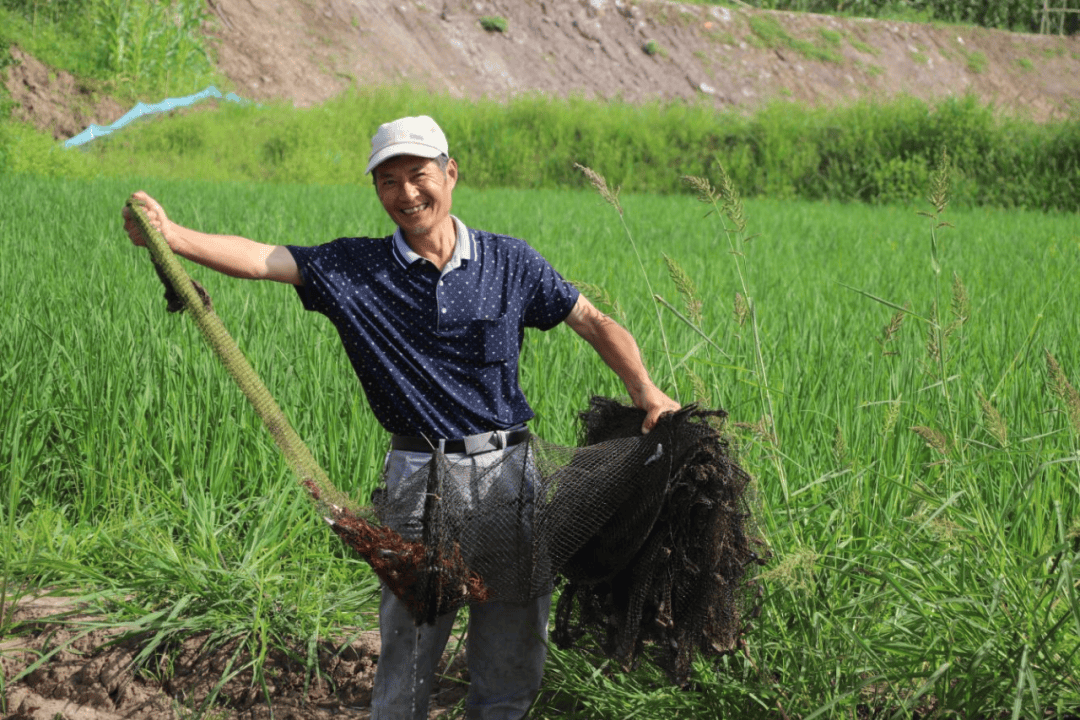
[373,154,458,240]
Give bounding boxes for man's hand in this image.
[123,191,172,248]
[634,383,682,435]
[565,294,681,434]
[120,191,302,285]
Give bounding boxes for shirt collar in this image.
[392,215,472,274]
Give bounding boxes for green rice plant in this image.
[3,170,1080,716]
[680,170,792,508]
[574,163,678,399]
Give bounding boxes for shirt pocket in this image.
[436,314,514,365]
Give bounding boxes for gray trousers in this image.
[371,445,550,720]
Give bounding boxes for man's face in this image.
[373,155,458,238]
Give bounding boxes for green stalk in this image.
[125,199,354,516]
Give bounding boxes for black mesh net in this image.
[317,396,767,687]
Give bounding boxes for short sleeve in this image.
[285,240,350,317]
[521,245,580,330]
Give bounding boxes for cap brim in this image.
[365,142,444,174]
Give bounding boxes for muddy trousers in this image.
[371,586,551,720]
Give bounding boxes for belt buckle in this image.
[463,431,495,455]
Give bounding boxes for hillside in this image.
[5,0,1080,142]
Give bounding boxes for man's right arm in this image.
[123,191,303,286]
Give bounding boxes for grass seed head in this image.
[575,163,622,215]
[757,546,817,595]
[570,280,626,324]
[663,253,703,325]
[734,291,750,327]
[924,300,941,363]
[683,167,745,232]
[947,271,969,337]
[1045,350,1080,435]
[977,390,1008,448]
[876,305,907,355]
[682,174,717,205]
[688,366,711,406]
[883,398,901,437]
[928,146,951,215]
[716,164,746,233]
[910,425,952,456]
[833,425,849,467]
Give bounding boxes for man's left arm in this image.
[563,294,681,434]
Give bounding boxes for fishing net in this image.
[354,396,766,686]
[130,199,768,687]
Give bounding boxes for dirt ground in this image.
[2,593,471,719]
[5,0,1080,140]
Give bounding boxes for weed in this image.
[748,14,842,63]
[956,47,987,73]
[847,36,878,55]
[642,39,665,57]
[976,390,1008,448]
[705,28,737,45]
[1045,351,1080,435]
[1015,57,1034,71]
[478,15,507,32]
[574,163,676,392]
[818,28,842,46]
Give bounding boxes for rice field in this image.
[2,170,1079,717]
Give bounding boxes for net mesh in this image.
[320,396,767,686]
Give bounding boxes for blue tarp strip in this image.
[64,85,245,148]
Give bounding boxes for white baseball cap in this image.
[365,115,449,174]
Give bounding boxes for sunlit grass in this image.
[2,172,1079,716]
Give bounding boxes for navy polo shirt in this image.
[286,216,580,439]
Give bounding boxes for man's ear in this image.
[446,158,459,188]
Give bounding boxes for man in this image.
[123,115,680,719]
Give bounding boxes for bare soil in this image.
[2,594,468,719]
[5,0,1080,141]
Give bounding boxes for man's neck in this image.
[403,216,457,271]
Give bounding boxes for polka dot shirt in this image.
[286,216,580,439]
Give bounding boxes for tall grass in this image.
[537,153,1080,717]
[2,171,1078,716]
[16,88,1078,211]
[0,0,218,98]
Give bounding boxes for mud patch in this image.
[2,595,469,720]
